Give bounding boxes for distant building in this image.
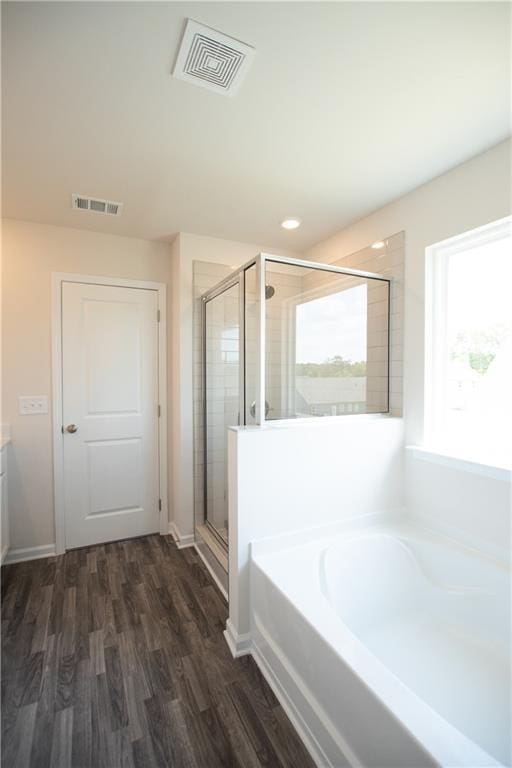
[295,376,366,416]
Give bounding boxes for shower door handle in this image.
[249,400,270,419]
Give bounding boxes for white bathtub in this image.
[250,524,511,768]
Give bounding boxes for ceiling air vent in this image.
[71,194,123,216]
[173,19,255,97]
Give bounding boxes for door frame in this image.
[51,272,168,555]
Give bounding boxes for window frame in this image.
[424,215,511,459]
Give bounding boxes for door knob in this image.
[66,424,78,433]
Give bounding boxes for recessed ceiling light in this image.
[281,218,301,230]
[371,240,385,250]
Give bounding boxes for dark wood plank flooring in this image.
[1,535,315,768]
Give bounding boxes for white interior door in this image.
[62,281,160,548]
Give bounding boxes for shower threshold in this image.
[196,523,228,572]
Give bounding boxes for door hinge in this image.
[158,404,161,417]
[157,309,161,322]
[158,498,162,511]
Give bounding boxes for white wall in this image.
[1,220,298,553]
[228,416,404,639]
[306,139,511,562]
[1,219,173,551]
[406,449,511,563]
[4,141,509,557]
[307,139,511,446]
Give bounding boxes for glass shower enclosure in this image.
[201,253,391,548]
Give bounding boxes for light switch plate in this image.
[18,395,49,415]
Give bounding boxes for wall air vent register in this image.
[71,195,123,216]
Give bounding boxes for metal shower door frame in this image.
[200,253,392,535]
[201,251,392,428]
[201,268,247,545]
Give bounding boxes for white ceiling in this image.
[2,2,510,251]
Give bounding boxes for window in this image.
[295,284,368,417]
[425,217,511,466]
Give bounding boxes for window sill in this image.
[406,445,511,482]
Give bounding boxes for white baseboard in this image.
[195,524,228,571]
[1,544,9,565]
[4,543,57,565]
[168,521,179,541]
[251,640,337,768]
[168,522,195,549]
[223,618,252,658]
[223,615,349,766]
[252,617,355,768]
[193,543,228,601]
[176,536,195,549]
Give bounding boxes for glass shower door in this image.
[204,281,240,546]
